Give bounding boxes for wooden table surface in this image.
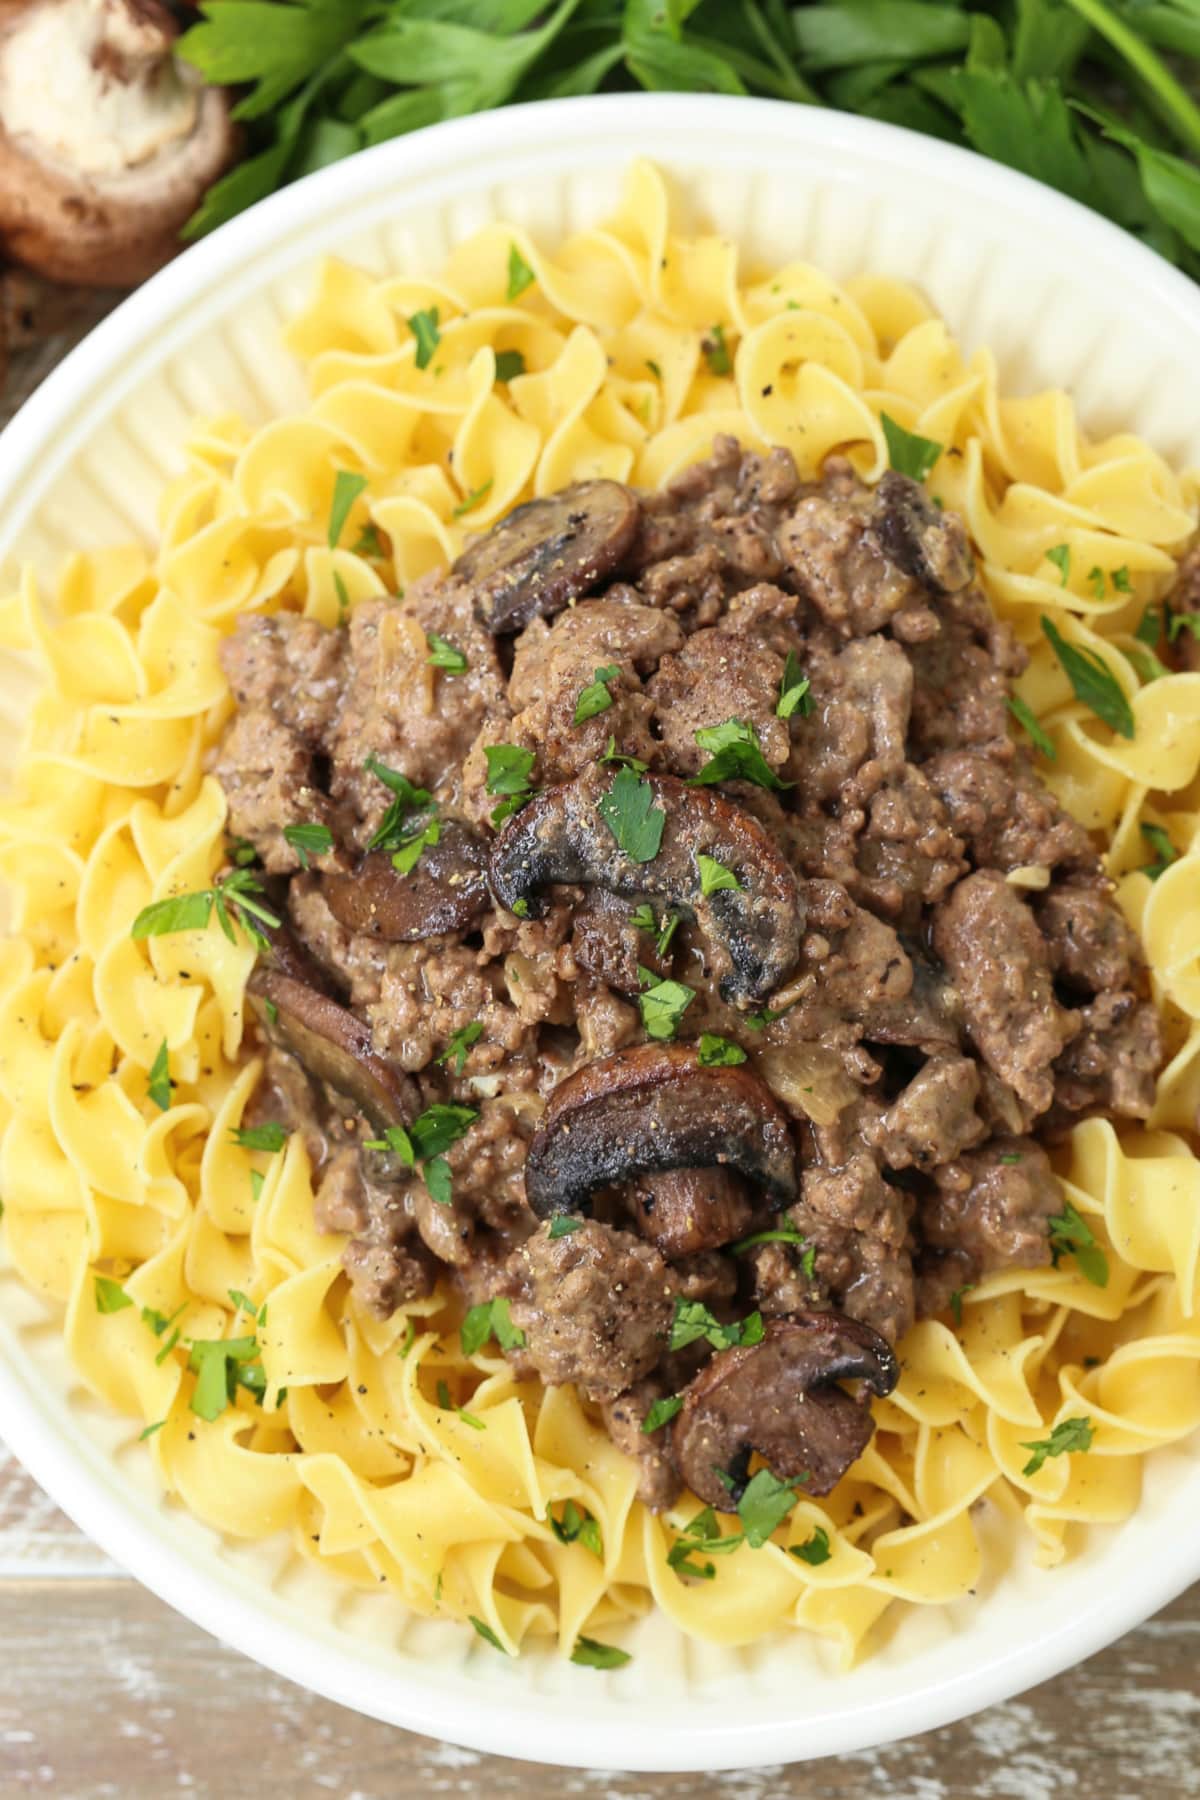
[1,280,1198,1800]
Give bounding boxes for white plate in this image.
[0,94,1197,1773]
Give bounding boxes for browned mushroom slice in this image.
[249,969,417,1136]
[630,1168,754,1257]
[489,766,803,1005]
[873,472,974,596]
[457,480,641,633]
[523,1042,796,1221]
[673,1313,899,1507]
[320,825,489,941]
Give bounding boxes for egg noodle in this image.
[1,162,1199,1665]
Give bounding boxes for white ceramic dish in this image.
[0,94,1197,1773]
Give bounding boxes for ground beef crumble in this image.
[216,435,1164,1512]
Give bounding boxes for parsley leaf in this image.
[790,1526,832,1566]
[1047,1201,1109,1287]
[1139,821,1178,880]
[139,1420,166,1442]
[630,902,681,957]
[408,305,440,370]
[697,1032,746,1067]
[880,413,942,482]
[548,1499,603,1559]
[949,1283,974,1326]
[485,743,538,826]
[131,869,281,953]
[669,1299,764,1353]
[399,1318,417,1359]
[1008,694,1057,760]
[638,974,695,1041]
[703,322,732,375]
[230,1122,287,1154]
[729,1227,814,1281]
[364,1104,477,1205]
[665,1505,744,1581]
[642,1394,683,1433]
[1041,616,1135,740]
[547,1215,586,1239]
[689,719,789,791]
[697,853,742,898]
[597,766,666,863]
[282,821,333,868]
[426,632,468,673]
[364,757,435,857]
[599,737,648,772]
[350,522,384,559]
[494,348,526,383]
[437,1020,483,1074]
[1020,1414,1094,1477]
[570,1636,630,1670]
[469,1615,509,1654]
[506,242,536,301]
[328,469,368,548]
[737,1468,807,1548]
[94,1275,133,1315]
[1045,543,1071,587]
[777,649,813,720]
[574,663,620,725]
[453,480,494,518]
[187,1334,267,1422]
[1087,565,1107,600]
[460,1296,526,1357]
[147,1040,172,1112]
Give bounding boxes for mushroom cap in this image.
[321,826,490,941]
[673,1312,899,1506]
[457,480,642,634]
[489,764,804,1005]
[523,1041,797,1220]
[249,968,419,1136]
[0,0,237,286]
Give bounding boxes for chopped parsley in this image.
[1168,608,1200,643]
[548,1499,603,1559]
[669,1299,764,1354]
[630,902,680,958]
[1047,1201,1109,1287]
[437,1379,485,1429]
[703,322,732,375]
[729,1228,815,1279]
[1020,1414,1094,1477]
[697,853,741,898]
[506,243,536,301]
[667,1505,744,1580]
[249,1169,265,1204]
[949,1284,974,1326]
[1041,616,1135,740]
[408,305,440,370]
[228,1288,267,1325]
[94,1275,133,1315]
[697,1032,746,1068]
[399,1318,417,1358]
[743,1001,797,1030]
[598,737,648,772]
[1139,822,1178,881]
[327,469,368,548]
[547,1215,586,1239]
[131,867,280,953]
[187,1333,267,1421]
[484,743,538,826]
[147,1040,172,1112]
[776,649,813,720]
[642,1394,683,1434]
[453,479,494,518]
[364,756,439,872]
[460,1295,526,1357]
[736,1467,808,1548]
[637,973,695,1041]
[230,1122,287,1154]
[1045,543,1071,587]
[437,1020,483,1075]
[493,348,526,383]
[426,632,468,673]
[1087,565,1107,600]
[282,821,333,869]
[790,1526,832,1566]
[880,413,942,482]
[1112,567,1133,595]
[350,522,384,559]
[570,1636,630,1670]
[139,1420,166,1442]
[574,663,620,725]
[597,766,666,863]
[689,718,789,792]
[1008,694,1056,760]
[333,570,350,618]
[364,1104,478,1207]
[469,1615,509,1653]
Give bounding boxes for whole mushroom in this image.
[0,0,236,286]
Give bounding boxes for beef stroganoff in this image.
[1,162,1199,1665]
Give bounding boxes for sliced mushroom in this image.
[523,1042,796,1221]
[873,472,974,596]
[321,825,489,941]
[673,1313,899,1507]
[249,968,418,1136]
[489,765,803,1005]
[457,480,641,634]
[0,0,237,287]
[629,1168,754,1257]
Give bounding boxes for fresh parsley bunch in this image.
[179,0,1200,276]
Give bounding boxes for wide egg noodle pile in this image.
[0,161,1198,1665]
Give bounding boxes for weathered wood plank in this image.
[0,1448,116,1576]
[0,1574,1196,1798]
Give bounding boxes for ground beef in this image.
[212,433,1166,1508]
[1166,537,1200,671]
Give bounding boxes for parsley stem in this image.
[1061,0,1200,157]
[689,31,818,104]
[741,2,818,100]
